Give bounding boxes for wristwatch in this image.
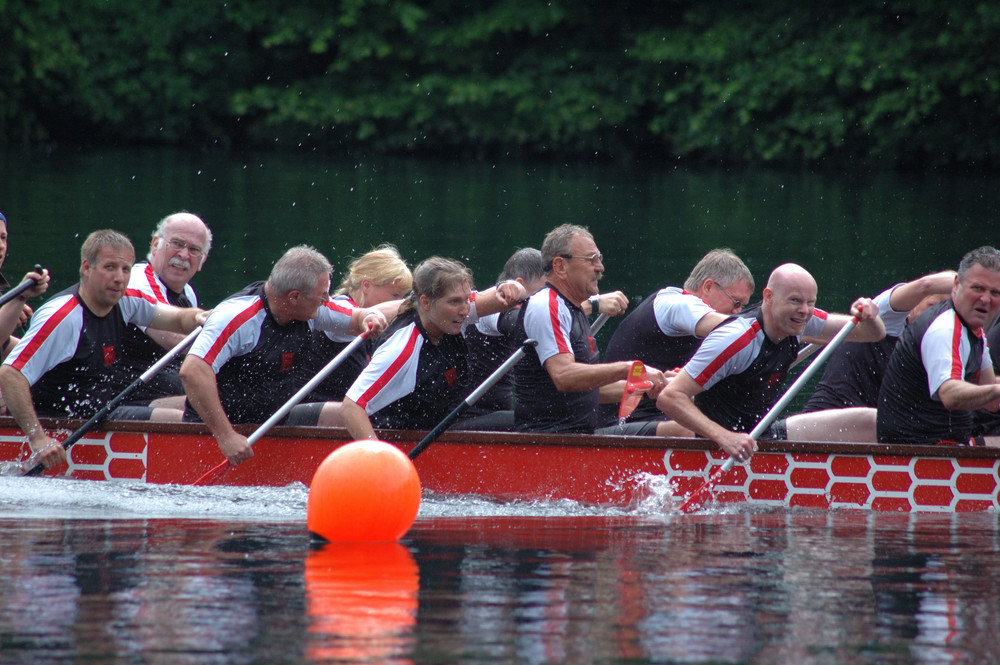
[588,294,601,313]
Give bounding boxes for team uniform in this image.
[802,286,905,412]
[0,272,15,356]
[184,282,354,424]
[119,262,199,400]
[972,323,1000,437]
[454,307,522,430]
[3,284,159,418]
[877,299,991,444]
[683,304,828,434]
[512,285,599,433]
[294,293,370,402]
[601,287,717,423]
[345,296,482,430]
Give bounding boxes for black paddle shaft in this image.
[21,326,202,477]
[408,338,537,461]
[0,265,44,309]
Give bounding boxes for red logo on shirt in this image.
[103,346,116,366]
[444,367,458,386]
[280,352,295,372]
[765,373,782,390]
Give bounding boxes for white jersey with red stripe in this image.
[346,298,481,419]
[653,286,716,336]
[4,286,158,385]
[685,307,828,390]
[188,286,354,373]
[129,262,198,308]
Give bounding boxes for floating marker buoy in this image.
[307,440,421,542]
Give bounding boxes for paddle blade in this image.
[618,361,651,420]
[678,457,735,513]
[193,460,228,486]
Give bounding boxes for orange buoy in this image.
[307,440,421,542]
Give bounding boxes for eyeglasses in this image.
[719,285,745,311]
[165,238,204,257]
[559,253,604,266]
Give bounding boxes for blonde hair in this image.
[336,244,412,296]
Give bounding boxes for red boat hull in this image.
[2,418,997,512]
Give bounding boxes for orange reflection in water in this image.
[305,541,419,663]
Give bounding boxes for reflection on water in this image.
[1,487,997,664]
[305,542,417,663]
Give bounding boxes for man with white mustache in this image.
[121,211,212,402]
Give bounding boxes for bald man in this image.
[656,263,884,461]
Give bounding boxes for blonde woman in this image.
[298,245,412,402]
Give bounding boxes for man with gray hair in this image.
[180,245,389,467]
[877,246,1000,444]
[602,248,755,424]
[0,230,207,470]
[513,224,669,433]
[122,211,213,401]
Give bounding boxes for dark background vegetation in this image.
[2,1,998,168]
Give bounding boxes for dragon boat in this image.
[1,417,997,513]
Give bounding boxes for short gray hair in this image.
[541,224,592,272]
[149,211,213,266]
[684,248,754,293]
[958,246,1000,279]
[267,245,332,295]
[498,247,544,284]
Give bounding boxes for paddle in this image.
[408,338,538,460]
[193,331,371,485]
[0,265,44,309]
[618,360,652,421]
[789,342,820,369]
[20,325,202,477]
[676,317,860,512]
[590,312,609,335]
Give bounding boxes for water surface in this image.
[1,479,997,664]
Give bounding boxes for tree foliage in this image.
[2,0,998,168]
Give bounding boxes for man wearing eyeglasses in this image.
[512,223,671,434]
[600,248,755,425]
[120,212,212,402]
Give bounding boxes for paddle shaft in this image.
[249,332,368,446]
[0,265,44,309]
[590,313,609,335]
[408,338,538,460]
[22,325,202,476]
[193,332,370,485]
[678,317,860,511]
[789,342,820,369]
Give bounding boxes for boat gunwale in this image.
[5,416,998,462]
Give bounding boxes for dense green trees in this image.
[2,0,998,168]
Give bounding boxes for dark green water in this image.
[3,147,999,315]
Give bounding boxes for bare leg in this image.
[316,401,346,427]
[149,406,184,423]
[655,420,696,438]
[785,407,876,443]
[150,395,186,410]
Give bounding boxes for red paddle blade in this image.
[618,361,650,420]
[678,457,736,512]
